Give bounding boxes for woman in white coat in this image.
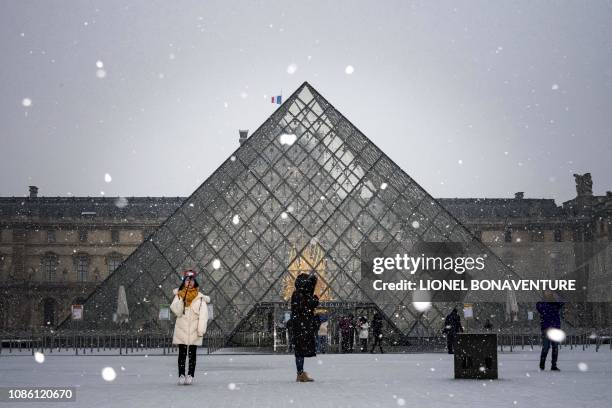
[170,270,210,385]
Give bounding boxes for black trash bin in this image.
[454,333,498,379]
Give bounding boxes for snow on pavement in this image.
[1,349,610,408]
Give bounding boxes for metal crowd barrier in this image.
[0,329,225,356]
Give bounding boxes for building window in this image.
[504,228,512,243]
[111,229,120,244]
[76,255,89,282]
[43,254,58,281]
[107,255,123,275]
[42,298,56,326]
[47,230,56,243]
[554,228,563,242]
[78,229,88,243]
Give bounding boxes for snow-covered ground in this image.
[1,349,611,408]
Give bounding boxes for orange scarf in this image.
[177,287,199,307]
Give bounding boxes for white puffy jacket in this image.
[170,288,210,346]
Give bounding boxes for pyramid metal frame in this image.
[63,82,534,337]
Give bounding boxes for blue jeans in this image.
[295,356,304,373]
[317,336,327,353]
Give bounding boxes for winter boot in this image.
[296,372,314,382]
[177,375,186,385]
[185,375,194,385]
[551,366,560,371]
[539,359,545,371]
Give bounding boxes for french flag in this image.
[271,95,282,105]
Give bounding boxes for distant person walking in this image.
[483,319,493,332]
[443,308,464,354]
[317,313,329,354]
[370,312,384,353]
[170,270,210,385]
[290,273,320,382]
[357,316,370,352]
[286,318,294,352]
[537,291,565,371]
[339,315,354,353]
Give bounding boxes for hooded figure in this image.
[290,273,319,382]
[443,308,463,354]
[170,270,211,385]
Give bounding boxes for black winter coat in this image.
[290,273,320,358]
[372,314,384,336]
[443,311,463,335]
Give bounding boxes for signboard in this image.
[71,304,83,320]
[527,311,534,321]
[158,304,170,321]
[463,304,474,319]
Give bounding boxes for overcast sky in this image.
[1,0,611,203]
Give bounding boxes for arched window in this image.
[73,253,90,282]
[106,253,124,276]
[42,298,56,326]
[42,253,59,281]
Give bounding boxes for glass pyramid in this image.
[67,82,536,339]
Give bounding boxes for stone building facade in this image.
[1,172,610,332]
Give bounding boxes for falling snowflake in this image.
[551,84,559,90]
[577,362,588,372]
[413,301,432,312]
[397,398,406,406]
[224,102,229,108]
[96,60,104,68]
[279,133,297,146]
[115,197,128,208]
[458,159,463,165]
[240,92,248,99]
[546,328,566,343]
[96,69,107,78]
[232,214,240,225]
[280,212,288,220]
[230,156,236,161]
[412,221,420,229]
[212,259,221,269]
[228,383,237,390]
[380,182,388,190]
[101,367,117,381]
[22,98,32,107]
[287,63,298,74]
[104,173,112,183]
[34,352,45,363]
[345,65,354,74]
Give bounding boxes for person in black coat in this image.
[443,308,464,354]
[536,290,565,371]
[290,273,320,382]
[370,312,384,353]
